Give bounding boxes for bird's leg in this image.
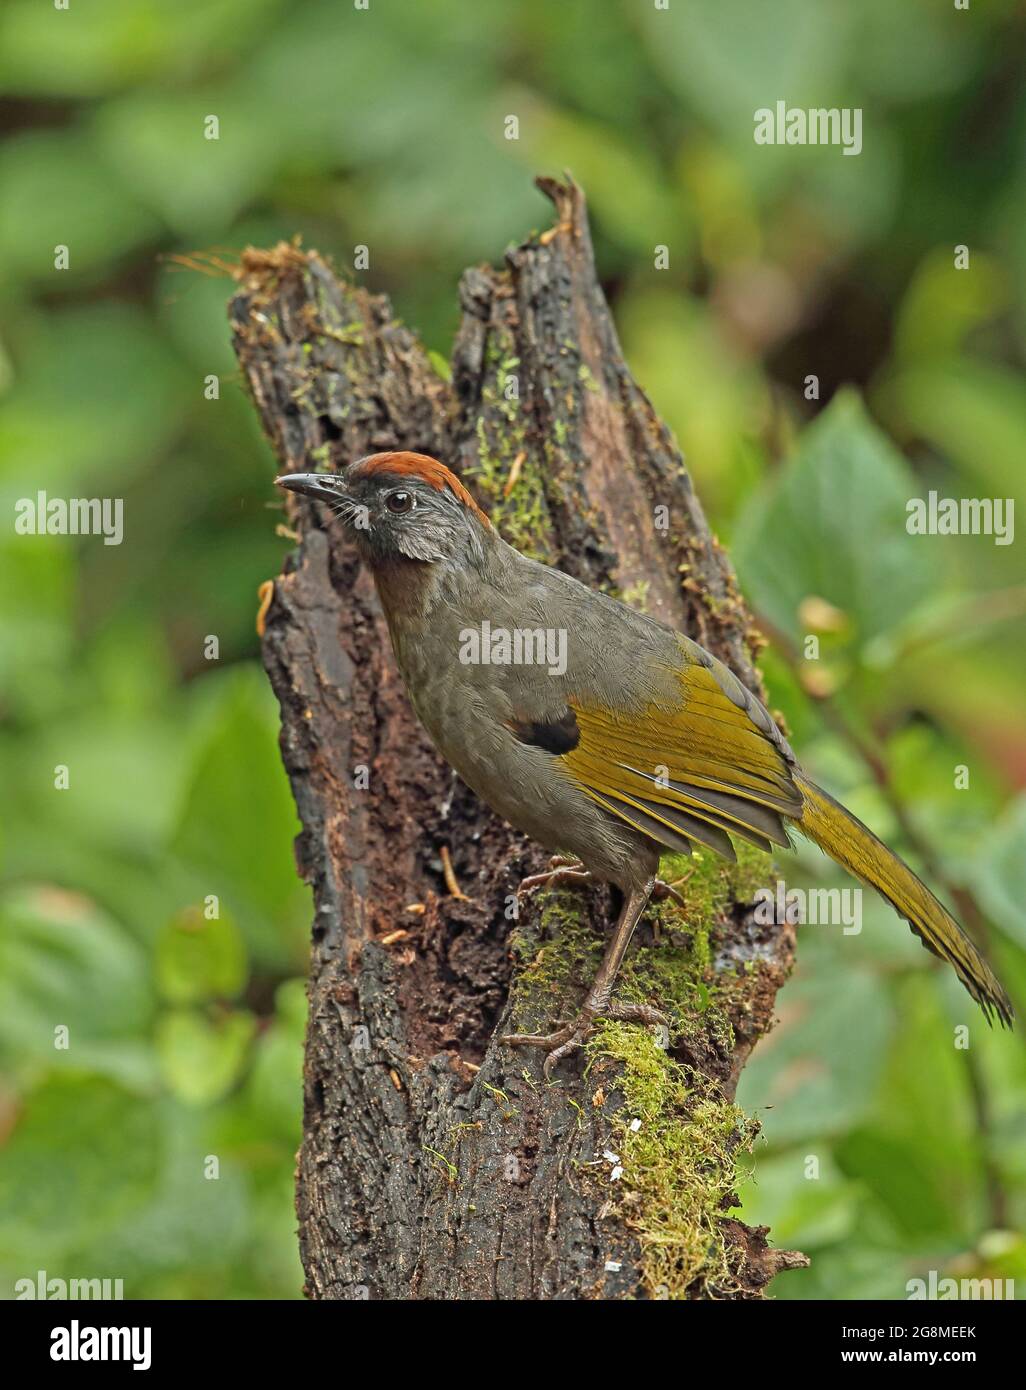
[503,877,667,1078]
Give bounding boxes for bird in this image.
[277,450,1013,1075]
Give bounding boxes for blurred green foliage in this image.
[2,0,1025,1300]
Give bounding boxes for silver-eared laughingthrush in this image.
[277,452,1013,1074]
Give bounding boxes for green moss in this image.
[421,1144,458,1186]
[480,1078,517,1119]
[464,329,552,560]
[662,840,770,922]
[317,322,364,347]
[427,349,452,382]
[509,843,771,1040]
[587,1023,757,1299]
[618,846,770,1050]
[508,888,601,1033]
[507,841,773,1297]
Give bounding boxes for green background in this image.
[2,0,1025,1299]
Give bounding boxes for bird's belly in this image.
[411,687,656,890]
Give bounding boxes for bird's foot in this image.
[502,998,668,1079]
[517,865,683,908]
[518,859,593,895]
[651,877,686,908]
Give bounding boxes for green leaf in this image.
[617,290,768,520]
[155,906,247,1005]
[851,975,981,1245]
[0,1076,162,1269]
[836,1127,961,1241]
[0,538,74,722]
[0,886,155,1087]
[874,357,1026,502]
[0,302,191,491]
[96,1099,251,1287]
[237,979,306,1145]
[736,965,894,1143]
[12,712,185,860]
[156,1009,257,1105]
[169,668,307,971]
[737,1150,860,1248]
[970,794,1026,951]
[733,390,936,649]
[0,0,284,98]
[638,0,847,140]
[94,90,279,237]
[0,130,160,283]
[893,250,1008,364]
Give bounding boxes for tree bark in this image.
[229,176,808,1300]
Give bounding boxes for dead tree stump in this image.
[229,175,807,1300]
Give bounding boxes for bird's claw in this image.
[516,865,683,910]
[517,862,593,896]
[651,877,687,908]
[502,999,669,1079]
[501,1021,583,1079]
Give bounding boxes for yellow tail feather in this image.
[795,774,1013,1026]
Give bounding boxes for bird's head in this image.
[276,451,492,567]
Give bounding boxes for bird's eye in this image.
[385,490,415,514]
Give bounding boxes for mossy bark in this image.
[229,176,808,1299]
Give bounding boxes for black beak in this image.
[275,472,348,504]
